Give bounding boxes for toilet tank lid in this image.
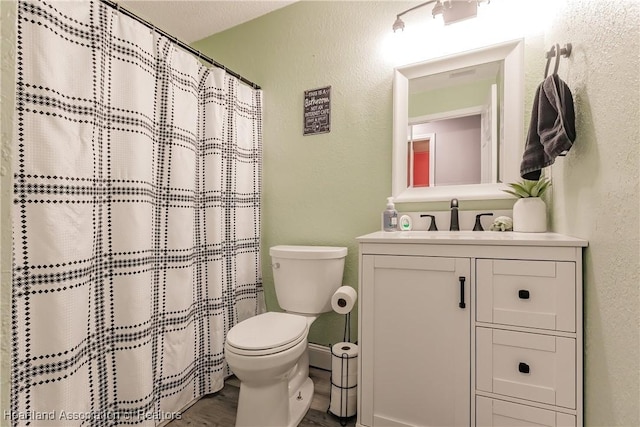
[270,245,347,260]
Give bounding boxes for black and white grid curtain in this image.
[12,1,264,425]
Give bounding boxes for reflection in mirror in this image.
[410,114,483,187]
[408,61,500,186]
[392,39,524,202]
[407,132,434,187]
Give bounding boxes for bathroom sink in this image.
[356,230,587,247]
[394,230,507,240]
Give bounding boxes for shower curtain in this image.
[11,1,263,425]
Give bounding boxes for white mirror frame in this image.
[392,39,524,202]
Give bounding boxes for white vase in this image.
[513,197,547,232]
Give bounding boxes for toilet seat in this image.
[226,312,308,356]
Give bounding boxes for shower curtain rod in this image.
[99,0,261,90]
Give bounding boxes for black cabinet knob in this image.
[518,289,530,299]
[518,362,530,374]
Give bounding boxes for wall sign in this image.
[303,86,331,136]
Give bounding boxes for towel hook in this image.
[544,43,572,78]
[543,45,555,78]
[553,43,561,75]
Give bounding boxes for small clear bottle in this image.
[382,197,398,232]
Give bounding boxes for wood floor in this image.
[166,367,356,427]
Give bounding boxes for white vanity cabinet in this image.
[357,231,587,427]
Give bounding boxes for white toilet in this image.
[224,245,347,427]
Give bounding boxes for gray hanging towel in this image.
[520,74,576,180]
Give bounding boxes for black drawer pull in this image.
[458,276,466,309]
[518,289,530,299]
[518,362,530,374]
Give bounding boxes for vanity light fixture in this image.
[392,0,489,32]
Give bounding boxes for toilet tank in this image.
[270,245,347,314]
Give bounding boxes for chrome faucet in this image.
[450,198,459,231]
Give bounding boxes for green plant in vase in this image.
[503,177,551,199]
[503,177,551,232]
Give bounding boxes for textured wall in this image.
[0,1,16,425]
[546,0,640,425]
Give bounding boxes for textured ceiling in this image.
[118,0,296,43]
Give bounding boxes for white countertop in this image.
[357,231,588,247]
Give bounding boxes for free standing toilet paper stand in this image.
[328,310,358,426]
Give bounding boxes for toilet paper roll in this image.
[331,286,357,315]
[331,342,358,388]
[329,384,357,418]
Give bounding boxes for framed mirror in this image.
[392,39,524,202]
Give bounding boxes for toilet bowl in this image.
[225,312,314,427]
[224,245,347,427]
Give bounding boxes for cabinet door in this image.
[360,255,471,427]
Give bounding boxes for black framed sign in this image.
[303,86,331,136]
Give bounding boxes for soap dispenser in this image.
[382,197,398,232]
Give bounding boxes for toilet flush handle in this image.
[272,262,280,269]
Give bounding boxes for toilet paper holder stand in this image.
[328,311,357,425]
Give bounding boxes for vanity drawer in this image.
[476,259,576,332]
[476,396,576,427]
[476,328,575,409]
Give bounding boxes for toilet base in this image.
[289,377,314,427]
[235,376,314,427]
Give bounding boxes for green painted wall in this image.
[409,78,496,117]
[545,1,639,424]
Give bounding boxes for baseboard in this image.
[308,343,332,371]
